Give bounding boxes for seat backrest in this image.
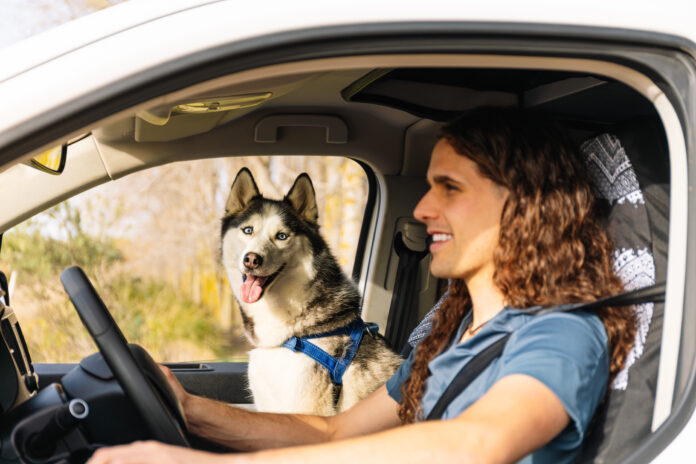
[577,120,669,463]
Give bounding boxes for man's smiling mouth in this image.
[429,233,452,252]
[240,264,286,303]
[431,233,452,243]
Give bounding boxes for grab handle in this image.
[254,115,348,144]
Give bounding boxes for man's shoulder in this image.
[506,309,608,357]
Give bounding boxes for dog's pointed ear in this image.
[226,168,260,216]
[285,173,318,224]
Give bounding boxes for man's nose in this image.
[413,189,436,223]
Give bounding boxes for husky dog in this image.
[221,168,402,415]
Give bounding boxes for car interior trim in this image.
[651,91,688,430]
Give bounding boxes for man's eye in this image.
[276,232,289,240]
[242,226,253,234]
[444,183,459,192]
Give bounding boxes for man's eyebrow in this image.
[431,175,461,185]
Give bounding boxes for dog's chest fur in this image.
[248,336,345,416]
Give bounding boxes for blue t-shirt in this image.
[386,307,608,464]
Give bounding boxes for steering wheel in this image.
[60,266,189,447]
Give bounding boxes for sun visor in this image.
[134,72,323,142]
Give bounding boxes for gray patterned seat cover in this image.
[581,133,656,391]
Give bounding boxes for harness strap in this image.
[426,282,665,421]
[282,318,378,385]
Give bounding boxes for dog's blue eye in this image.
[276,232,288,240]
[242,226,253,235]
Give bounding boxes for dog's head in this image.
[221,168,319,305]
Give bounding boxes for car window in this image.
[0,155,369,363]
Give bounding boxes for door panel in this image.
[35,362,252,405]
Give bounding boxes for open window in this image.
[1,156,371,364]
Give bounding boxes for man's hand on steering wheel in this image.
[88,441,222,464]
[159,365,193,426]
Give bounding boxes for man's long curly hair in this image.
[399,108,636,424]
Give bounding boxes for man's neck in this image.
[464,264,506,333]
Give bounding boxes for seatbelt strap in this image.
[385,232,429,350]
[535,282,666,315]
[425,282,666,421]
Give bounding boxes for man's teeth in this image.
[432,233,452,242]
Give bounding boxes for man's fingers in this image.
[87,442,221,464]
[87,441,161,464]
[157,364,190,421]
[159,364,174,379]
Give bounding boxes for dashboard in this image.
[1,270,40,462]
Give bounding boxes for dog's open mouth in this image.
[240,264,285,303]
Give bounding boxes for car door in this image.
[1,2,696,462]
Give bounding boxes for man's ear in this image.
[285,173,318,224]
[225,168,260,215]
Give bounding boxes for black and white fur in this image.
[221,168,402,415]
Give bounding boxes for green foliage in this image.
[3,203,121,281]
[106,276,225,358]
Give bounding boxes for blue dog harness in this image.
[281,318,379,385]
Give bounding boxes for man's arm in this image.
[88,373,569,464]
[182,385,401,451]
[161,366,401,451]
[228,374,570,464]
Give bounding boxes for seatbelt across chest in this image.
[426,283,666,421]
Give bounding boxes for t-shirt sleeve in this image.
[385,350,415,403]
[498,312,609,449]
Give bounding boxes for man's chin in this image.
[429,262,455,279]
[429,259,476,281]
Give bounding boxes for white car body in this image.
[0,0,694,461]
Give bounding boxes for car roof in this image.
[1,0,693,82]
[1,0,692,172]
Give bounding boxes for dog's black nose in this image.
[244,252,263,270]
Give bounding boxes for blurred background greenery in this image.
[0,156,368,363]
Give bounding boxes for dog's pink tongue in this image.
[240,275,268,303]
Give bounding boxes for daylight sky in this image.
[0,0,124,49]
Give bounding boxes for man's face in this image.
[414,139,508,281]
